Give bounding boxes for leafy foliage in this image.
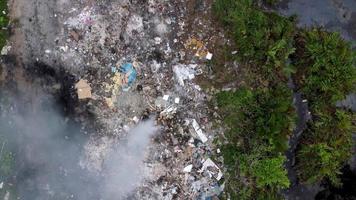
[294,30,356,106]
[252,156,290,189]
[217,86,294,199]
[213,0,297,199]
[294,29,355,185]
[213,0,355,199]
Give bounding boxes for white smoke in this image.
[0,87,158,200]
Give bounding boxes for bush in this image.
[293,29,355,185]
[252,155,290,189]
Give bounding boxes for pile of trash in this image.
[4,0,229,199]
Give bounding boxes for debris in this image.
[185,38,208,58]
[154,37,162,44]
[45,49,52,54]
[1,45,11,55]
[133,116,139,123]
[105,97,114,108]
[199,158,223,181]
[0,182,3,189]
[174,97,180,104]
[163,95,170,101]
[173,64,196,86]
[160,105,177,117]
[119,63,137,91]
[111,66,117,73]
[75,79,92,99]
[69,30,80,41]
[206,52,213,60]
[183,164,193,173]
[192,119,208,143]
[59,46,68,52]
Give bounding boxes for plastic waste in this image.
[119,63,137,91]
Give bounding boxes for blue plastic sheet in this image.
[119,63,137,90]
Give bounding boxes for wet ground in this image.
[278,0,356,42]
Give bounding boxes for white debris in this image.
[59,46,68,52]
[206,52,213,60]
[1,45,11,55]
[174,97,180,104]
[45,49,52,54]
[0,182,3,189]
[160,106,177,117]
[217,148,221,154]
[163,95,170,101]
[231,51,238,55]
[173,64,197,86]
[183,164,193,173]
[192,119,208,143]
[154,37,162,44]
[302,99,308,103]
[199,158,223,181]
[133,116,139,123]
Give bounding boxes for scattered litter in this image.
[160,105,177,117]
[45,49,52,54]
[174,97,180,104]
[133,116,139,123]
[119,63,137,91]
[163,95,170,101]
[1,45,11,55]
[192,119,208,143]
[111,66,117,73]
[154,37,162,44]
[75,79,92,99]
[185,38,209,58]
[302,99,308,103]
[173,64,196,86]
[199,158,223,181]
[231,51,238,55]
[59,46,68,52]
[206,52,213,60]
[183,164,193,173]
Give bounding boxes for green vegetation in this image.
[213,0,296,198]
[0,0,9,49]
[294,30,356,185]
[213,0,355,199]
